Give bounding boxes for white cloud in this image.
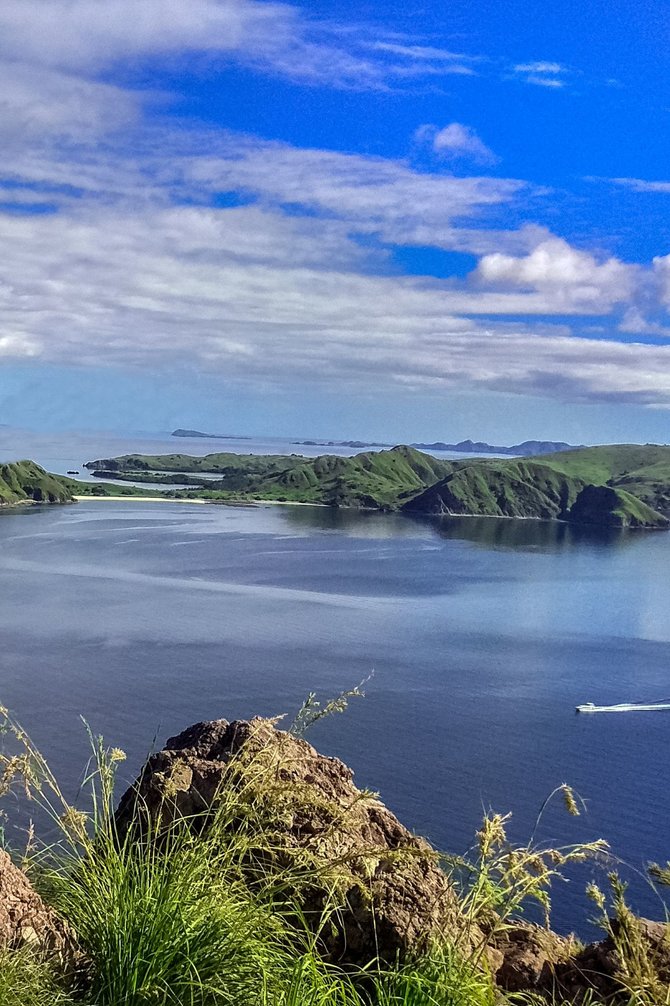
[619,307,670,338]
[177,133,525,254]
[525,76,565,88]
[415,123,498,164]
[0,0,313,72]
[513,60,568,89]
[0,0,667,414]
[0,61,140,144]
[368,42,477,76]
[610,177,670,194]
[0,0,483,91]
[474,238,639,311]
[653,255,670,306]
[514,61,565,74]
[0,202,668,407]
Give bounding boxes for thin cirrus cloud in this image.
[609,177,670,194]
[0,0,482,91]
[513,60,568,88]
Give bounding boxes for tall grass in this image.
[0,708,662,1006]
[0,948,76,1006]
[0,711,505,1005]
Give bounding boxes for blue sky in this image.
[1,0,669,444]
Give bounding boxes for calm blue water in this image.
[1,495,669,935]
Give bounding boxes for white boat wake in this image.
[576,701,670,713]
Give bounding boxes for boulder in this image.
[116,717,466,964]
[0,849,78,970]
[493,924,575,993]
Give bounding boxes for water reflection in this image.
[278,505,630,551]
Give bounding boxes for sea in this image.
[1,426,669,935]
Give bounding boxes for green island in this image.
[78,443,670,527]
[5,444,670,528]
[0,460,75,506]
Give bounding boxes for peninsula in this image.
[80,443,670,528]
[0,460,74,506]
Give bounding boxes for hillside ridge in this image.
[77,443,670,527]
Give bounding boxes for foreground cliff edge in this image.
[81,442,670,527]
[1,713,669,1004]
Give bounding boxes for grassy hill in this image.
[80,443,670,527]
[403,445,670,528]
[84,446,453,508]
[0,461,74,506]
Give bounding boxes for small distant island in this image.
[172,429,252,440]
[292,438,582,456]
[293,439,391,449]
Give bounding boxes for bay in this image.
[0,428,669,934]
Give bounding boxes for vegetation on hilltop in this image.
[0,461,73,506]
[79,444,670,526]
[59,477,165,498]
[84,446,453,508]
[404,445,670,528]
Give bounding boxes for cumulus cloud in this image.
[474,238,639,311]
[415,123,498,164]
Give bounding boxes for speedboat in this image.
[576,701,670,713]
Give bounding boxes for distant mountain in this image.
[411,439,582,456]
[172,429,251,440]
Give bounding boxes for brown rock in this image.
[554,916,670,1002]
[493,924,576,994]
[116,717,467,964]
[0,849,78,970]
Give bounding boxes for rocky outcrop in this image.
[492,924,576,994]
[491,917,670,1002]
[115,717,466,964]
[0,850,78,969]
[553,916,670,1002]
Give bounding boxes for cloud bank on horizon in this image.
[0,0,669,437]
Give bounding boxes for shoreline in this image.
[73,495,328,508]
